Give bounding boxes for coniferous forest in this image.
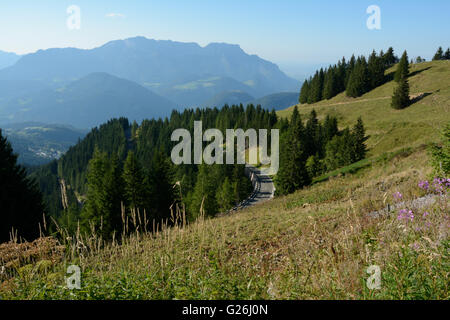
[2,102,367,242]
[299,47,398,103]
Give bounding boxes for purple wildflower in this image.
[397,209,414,222]
[418,180,429,191]
[393,191,403,200]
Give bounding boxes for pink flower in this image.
[418,180,429,190]
[393,192,403,200]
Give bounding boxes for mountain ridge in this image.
[0,37,299,107]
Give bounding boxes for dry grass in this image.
[1,147,447,299]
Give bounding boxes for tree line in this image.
[432,47,450,61]
[299,47,398,103]
[275,107,367,195]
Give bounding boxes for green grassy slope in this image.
[278,60,450,157]
[1,61,449,300]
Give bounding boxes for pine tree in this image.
[149,149,175,221]
[352,117,368,161]
[216,177,234,212]
[383,47,397,67]
[391,76,410,110]
[368,50,385,89]
[394,51,410,82]
[346,56,369,97]
[309,70,324,103]
[345,55,356,87]
[123,151,147,213]
[323,67,337,100]
[306,154,323,179]
[188,164,217,218]
[81,148,124,238]
[445,48,450,60]
[275,107,310,195]
[336,57,347,93]
[433,47,444,61]
[0,129,45,243]
[299,80,310,104]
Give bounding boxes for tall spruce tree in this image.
[445,48,450,60]
[323,67,337,100]
[433,47,444,61]
[299,79,310,104]
[352,117,368,161]
[81,149,124,238]
[123,151,148,213]
[346,56,369,97]
[368,50,385,89]
[0,130,45,243]
[216,177,234,212]
[383,47,397,67]
[394,51,410,82]
[391,76,410,109]
[275,107,310,195]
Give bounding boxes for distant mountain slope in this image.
[250,92,299,111]
[0,50,20,70]
[0,72,176,128]
[0,37,299,106]
[2,122,87,166]
[202,90,254,108]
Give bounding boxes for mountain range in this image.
[0,50,21,70]
[0,37,300,127]
[1,72,176,128]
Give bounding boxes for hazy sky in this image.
[0,0,449,79]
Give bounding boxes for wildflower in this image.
[418,180,429,191]
[422,211,429,218]
[397,209,414,222]
[393,191,403,200]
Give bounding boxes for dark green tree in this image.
[346,56,369,97]
[368,50,385,89]
[323,67,337,100]
[391,76,410,109]
[299,79,310,104]
[275,107,310,195]
[0,130,45,243]
[433,47,444,61]
[445,48,450,60]
[216,177,235,212]
[123,151,147,213]
[383,47,397,67]
[394,51,410,82]
[352,117,368,161]
[81,148,124,238]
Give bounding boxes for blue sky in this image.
[0,0,449,79]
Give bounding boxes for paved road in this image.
[220,165,275,215]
